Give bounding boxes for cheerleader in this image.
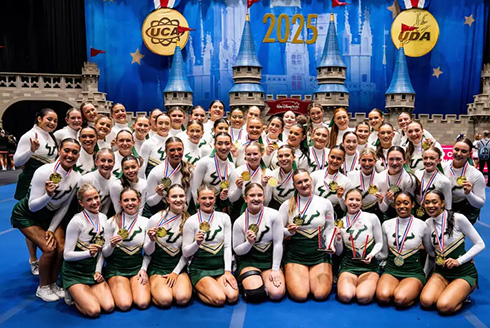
[79,148,116,215]
[374,123,396,173]
[328,108,353,148]
[106,103,131,146]
[102,187,150,310]
[308,126,329,173]
[233,183,285,302]
[335,188,383,304]
[148,108,163,138]
[235,118,263,167]
[94,115,112,150]
[203,100,225,138]
[279,169,335,301]
[112,130,138,177]
[281,110,296,142]
[366,108,398,147]
[62,184,114,317]
[307,102,328,134]
[229,108,246,145]
[414,147,452,219]
[81,102,98,127]
[139,113,170,177]
[342,132,360,175]
[265,124,309,171]
[405,121,443,171]
[189,105,207,124]
[144,137,192,217]
[263,116,284,161]
[191,133,237,211]
[74,126,97,175]
[420,190,485,314]
[442,138,486,224]
[355,122,370,152]
[110,155,147,215]
[182,185,238,306]
[268,146,296,210]
[168,106,186,137]
[54,108,82,143]
[311,146,352,218]
[347,148,384,217]
[144,184,192,307]
[180,120,212,165]
[376,192,434,308]
[132,116,150,154]
[397,112,434,148]
[11,139,81,301]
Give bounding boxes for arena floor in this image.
[0,182,488,328]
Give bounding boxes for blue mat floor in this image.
[0,183,489,328]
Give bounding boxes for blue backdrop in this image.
[85,0,488,115]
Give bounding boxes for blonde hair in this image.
[77,183,98,201]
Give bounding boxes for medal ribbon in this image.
[449,162,468,181]
[346,210,362,229]
[82,209,99,234]
[157,211,181,228]
[53,159,72,177]
[243,134,252,147]
[433,211,447,254]
[395,216,413,253]
[387,170,403,189]
[420,170,438,203]
[312,148,325,170]
[230,128,242,143]
[122,212,137,234]
[214,155,228,182]
[343,153,358,174]
[296,195,313,219]
[323,171,338,191]
[245,208,264,229]
[360,171,375,192]
[197,209,215,225]
[246,163,261,180]
[164,158,181,178]
[279,168,293,185]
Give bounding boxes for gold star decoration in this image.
[130,48,145,65]
[464,15,475,27]
[387,0,400,19]
[432,67,443,79]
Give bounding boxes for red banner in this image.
[266,98,312,116]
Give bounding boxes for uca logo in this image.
[145,17,180,46]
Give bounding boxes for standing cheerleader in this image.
[106,103,131,146]
[342,131,360,175]
[442,138,486,224]
[235,118,264,167]
[139,113,171,177]
[405,121,442,171]
[263,116,284,160]
[203,100,226,139]
[420,190,485,315]
[182,186,238,306]
[355,122,370,152]
[307,103,328,135]
[281,110,296,142]
[233,183,286,302]
[94,115,112,150]
[335,188,383,304]
[144,184,192,307]
[328,108,353,148]
[279,169,335,301]
[148,108,164,138]
[132,116,150,154]
[75,126,97,175]
[102,187,150,310]
[373,123,396,173]
[54,108,82,143]
[81,102,98,127]
[180,120,211,165]
[264,124,309,171]
[269,146,296,209]
[62,184,114,317]
[112,130,138,177]
[229,108,246,145]
[308,126,329,173]
[168,106,187,136]
[396,112,434,148]
[376,192,434,308]
[189,105,207,124]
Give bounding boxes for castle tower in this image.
[163,44,193,110]
[229,13,265,111]
[313,14,349,110]
[467,63,490,131]
[80,62,111,114]
[385,44,415,114]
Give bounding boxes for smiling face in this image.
[230,109,245,129]
[345,190,362,214]
[122,159,139,182]
[119,189,140,215]
[210,101,225,121]
[197,189,216,213]
[95,152,115,176]
[277,148,294,169]
[150,109,164,131]
[283,111,296,128]
[170,109,185,129]
[309,106,324,124]
[214,135,232,160]
[327,148,345,172]
[395,193,414,218]
[247,119,263,141]
[190,108,206,123]
[133,117,150,138]
[387,150,405,174]
[79,188,100,214]
[293,171,313,197]
[368,111,383,130]
[58,141,80,170]
[186,123,204,144]
[423,192,445,217]
[79,127,97,151]
[422,149,441,173]
[166,141,184,165]
[334,109,349,130]
[82,104,98,123]
[452,141,471,168]
[167,187,186,214]
[355,124,370,143]
[397,113,412,131]
[342,133,358,155]
[359,153,376,173]
[244,185,265,214]
[66,110,82,131]
[312,127,329,149]
[95,117,112,139]
[267,118,283,139]
[213,122,230,135]
[116,131,134,156]
[156,115,171,137]
[287,126,305,148]
[111,104,127,124]
[406,122,423,144]
[38,111,58,132]
[247,106,261,121]
[245,145,262,168]
[378,125,394,146]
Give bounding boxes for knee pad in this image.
[238,270,268,303]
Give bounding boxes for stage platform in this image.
[0,183,488,328]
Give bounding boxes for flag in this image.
[332,0,348,8]
[401,23,418,32]
[90,48,106,57]
[177,26,196,34]
[247,0,260,8]
[153,0,177,9]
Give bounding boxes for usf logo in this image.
[391,232,415,247]
[165,229,180,244]
[46,143,56,157]
[205,225,222,242]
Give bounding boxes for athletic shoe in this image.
[36,285,60,302]
[50,283,65,298]
[29,260,39,276]
[64,290,75,306]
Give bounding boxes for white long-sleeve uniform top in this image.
[109,178,147,215]
[146,160,191,207]
[79,170,116,215]
[311,169,352,210]
[414,169,452,210]
[14,125,58,166]
[229,164,273,205]
[442,161,486,208]
[347,170,384,210]
[54,125,78,144]
[138,134,168,178]
[376,169,417,213]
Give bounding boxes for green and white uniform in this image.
[381,216,434,284]
[398,129,434,148]
[144,210,188,276]
[347,170,384,216]
[109,178,147,215]
[54,125,78,144]
[264,147,309,171]
[414,169,452,218]
[308,147,329,173]
[311,169,352,219]
[405,140,443,171]
[183,210,233,285]
[270,167,296,207]
[233,207,283,273]
[102,213,148,279]
[139,134,168,177]
[426,211,484,287]
[342,152,361,175]
[229,164,273,206]
[377,169,417,219]
[373,147,389,173]
[279,195,335,266]
[106,122,132,147]
[62,210,106,289]
[79,170,116,215]
[180,137,212,166]
[73,147,95,175]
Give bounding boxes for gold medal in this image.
[156,227,167,238]
[268,177,278,187]
[293,216,303,226]
[457,176,466,186]
[49,173,62,184]
[241,171,251,182]
[422,140,430,150]
[328,181,338,192]
[334,219,344,229]
[94,234,105,247]
[199,222,210,232]
[389,184,400,193]
[416,207,425,217]
[368,185,378,195]
[220,181,229,190]
[118,229,129,240]
[248,224,259,234]
[161,177,172,188]
[234,141,242,148]
[435,255,445,266]
[271,142,279,150]
[394,256,404,267]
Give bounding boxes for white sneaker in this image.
[50,284,65,298]
[29,260,39,276]
[36,285,60,302]
[64,289,75,306]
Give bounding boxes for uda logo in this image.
[142,8,190,56]
[390,8,439,57]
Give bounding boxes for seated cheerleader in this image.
[144,184,192,307]
[334,188,383,304]
[182,185,238,306]
[375,192,434,308]
[233,183,286,302]
[62,184,114,317]
[102,187,150,310]
[279,169,335,302]
[420,190,485,315]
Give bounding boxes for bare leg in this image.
[261,269,286,301]
[436,279,475,315]
[20,226,56,287]
[91,281,115,313]
[285,263,310,302]
[149,275,173,307]
[216,274,239,304]
[69,284,102,318]
[173,273,192,306]
[356,272,379,304]
[107,276,133,311]
[309,263,332,301]
[393,277,423,308]
[195,277,227,306]
[337,272,358,303]
[51,226,65,284]
[129,275,151,309]
[420,273,448,309]
[26,238,38,262]
[376,274,399,305]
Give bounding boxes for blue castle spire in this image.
[386,44,415,95]
[317,14,346,69]
[233,14,262,69]
[164,45,192,93]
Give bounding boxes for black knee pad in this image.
[238,269,268,303]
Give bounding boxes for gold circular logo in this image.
[391,9,439,57]
[142,8,190,56]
